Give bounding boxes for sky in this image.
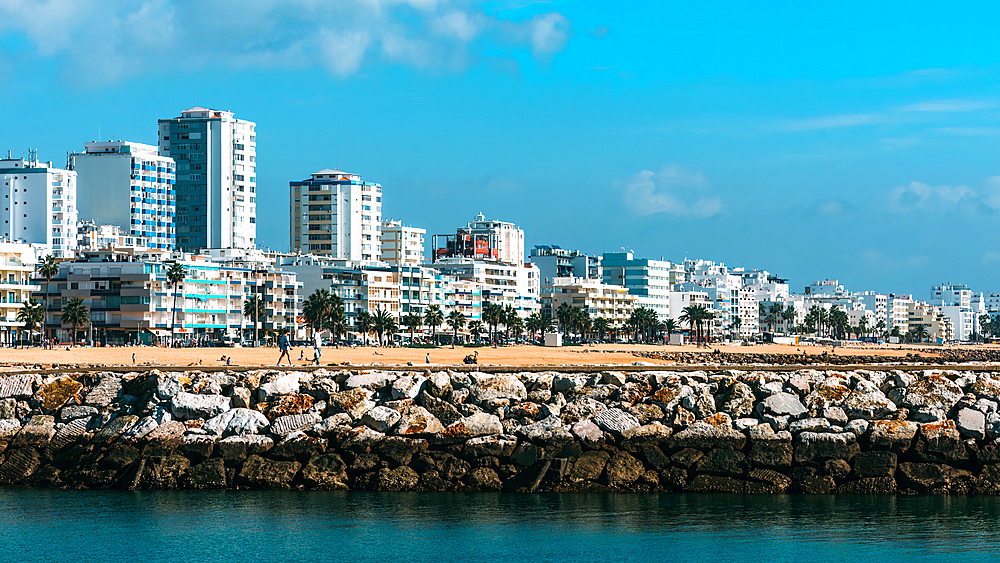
[1,0,1000,298]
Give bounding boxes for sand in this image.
[0,341,982,369]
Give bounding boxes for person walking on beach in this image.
[313,330,323,365]
[425,352,430,364]
[276,333,292,366]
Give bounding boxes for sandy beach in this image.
[0,341,981,369]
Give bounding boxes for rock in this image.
[156,375,188,401]
[469,374,528,403]
[11,415,55,447]
[570,419,604,448]
[236,455,301,489]
[803,380,850,411]
[956,407,986,440]
[258,373,301,401]
[390,375,426,400]
[898,462,972,493]
[84,375,122,407]
[202,408,270,437]
[271,413,321,437]
[842,388,896,420]
[91,415,140,445]
[746,468,793,493]
[853,450,897,478]
[300,454,349,489]
[592,408,640,436]
[344,372,394,390]
[748,427,793,468]
[721,382,756,419]
[373,466,420,491]
[120,416,158,443]
[971,377,1000,402]
[466,467,502,491]
[844,419,869,436]
[270,432,328,461]
[230,387,252,409]
[694,449,747,476]
[45,417,89,454]
[789,418,831,434]
[552,375,585,394]
[838,477,897,494]
[186,458,228,489]
[761,392,807,418]
[170,392,230,420]
[889,373,962,412]
[0,419,21,441]
[605,451,644,487]
[796,475,836,493]
[394,406,445,436]
[571,450,610,481]
[0,447,41,484]
[823,407,848,426]
[621,424,672,452]
[439,413,503,441]
[60,405,98,422]
[465,434,518,458]
[869,420,919,453]
[794,432,859,463]
[915,420,968,463]
[672,419,746,451]
[179,434,218,463]
[685,474,747,493]
[36,376,82,411]
[327,388,376,420]
[138,453,191,489]
[360,406,402,434]
[515,415,573,446]
[0,375,36,400]
[670,448,705,469]
[681,387,716,418]
[218,435,274,463]
[259,394,314,420]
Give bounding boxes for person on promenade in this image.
[276,333,292,366]
[426,353,430,364]
[313,330,323,366]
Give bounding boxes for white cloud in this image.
[0,0,573,84]
[771,113,884,132]
[620,165,722,218]
[983,251,1000,266]
[900,99,993,112]
[889,181,977,213]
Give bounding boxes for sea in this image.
[2,490,1000,563]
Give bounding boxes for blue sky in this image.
[2,0,1000,297]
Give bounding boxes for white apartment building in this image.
[69,141,176,250]
[289,169,382,261]
[930,283,978,341]
[432,213,525,267]
[887,294,913,334]
[1,153,78,258]
[541,277,635,332]
[380,219,425,266]
[601,251,682,321]
[76,222,148,252]
[856,292,888,328]
[158,107,256,250]
[736,286,760,339]
[431,257,540,316]
[0,241,40,345]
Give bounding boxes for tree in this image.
[730,316,741,340]
[372,308,396,346]
[909,323,929,343]
[447,309,466,347]
[166,262,186,346]
[403,312,423,343]
[16,299,45,346]
[783,305,796,334]
[469,320,484,343]
[356,310,374,345]
[828,307,849,340]
[508,314,524,342]
[679,305,702,345]
[539,311,555,342]
[61,297,89,345]
[303,289,334,334]
[243,295,265,344]
[525,313,542,344]
[556,302,575,338]
[592,317,610,343]
[483,302,505,344]
[503,305,518,343]
[423,305,444,345]
[36,254,59,340]
[857,317,869,339]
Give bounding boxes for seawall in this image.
[2,366,1000,493]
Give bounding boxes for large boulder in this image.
[0,374,36,399]
[605,451,645,487]
[360,406,402,434]
[869,420,919,453]
[11,415,55,447]
[515,415,573,446]
[258,373,301,402]
[270,413,321,437]
[84,375,122,407]
[36,376,82,411]
[464,434,518,458]
[956,408,986,440]
[468,374,527,403]
[915,420,968,463]
[203,408,270,437]
[301,454,349,489]
[438,413,503,441]
[327,388,376,420]
[794,432,859,463]
[888,373,962,412]
[852,450,897,478]
[394,406,445,436]
[760,393,807,418]
[218,435,274,463]
[671,417,746,451]
[236,455,301,489]
[747,425,793,468]
[170,392,231,420]
[591,408,640,437]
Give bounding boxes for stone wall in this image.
[2,367,1000,493]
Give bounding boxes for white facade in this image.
[380,219,424,266]
[0,155,78,258]
[77,221,148,251]
[431,257,540,316]
[290,169,382,262]
[601,251,682,321]
[70,141,176,250]
[541,276,635,331]
[736,286,760,338]
[856,291,888,327]
[0,241,40,344]
[887,294,913,333]
[159,107,256,250]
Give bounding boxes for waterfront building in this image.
[432,213,525,267]
[0,153,78,258]
[380,219,425,266]
[530,245,602,284]
[430,256,539,316]
[600,251,681,321]
[0,241,40,345]
[76,222,148,252]
[736,286,760,339]
[289,169,382,261]
[69,141,176,250]
[158,107,256,251]
[541,276,635,334]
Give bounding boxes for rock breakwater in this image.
[635,348,1000,365]
[4,367,1000,493]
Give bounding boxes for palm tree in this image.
[424,304,444,345]
[469,320,484,343]
[61,297,89,345]
[166,262,186,346]
[16,298,45,346]
[592,317,610,343]
[508,314,525,342]
[525,313,542,344]
[503,305,518,343]
[372,308,396,346]
[910,323,929,343]
[243,295,265,344]
[482,302,504,344]
[303,289,333,334]
[783,305,796,334]
[356,310,374,345]
[539,311,555,343]
[36,254,59,340]
[556,302,575,338]
[679,305,701,345]
[403,312,422,343]
[447,309,466,347]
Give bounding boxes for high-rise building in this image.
[289,169,382,261]
[158,107,256,251]
[432,213,525,267]
[601,251,681,320]
[69,141,176,250]
[529,245,602,284]
[1,153,78,258]
[380,219,425,266]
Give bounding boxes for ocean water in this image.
[1,490,1000,563]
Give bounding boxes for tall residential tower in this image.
[289,169,382,262]
[158,107,256,251]
[1,153,78,258]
